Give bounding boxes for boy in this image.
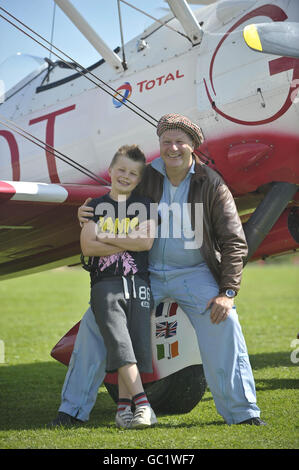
[80,144,157,429]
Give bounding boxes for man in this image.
[49,113,265,427]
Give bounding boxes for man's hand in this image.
[206,295,234,324]
[78,198,93,224]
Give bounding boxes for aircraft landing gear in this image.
[104,364,207,414]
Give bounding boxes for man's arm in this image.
[212,182,248,293]
[206,182,248,324]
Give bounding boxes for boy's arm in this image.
[98,220,156,252]
[80,220,122,257]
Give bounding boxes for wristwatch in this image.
[223,289,236,298]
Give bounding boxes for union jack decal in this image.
[156,321,177,339]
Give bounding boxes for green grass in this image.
[0,264,298,449]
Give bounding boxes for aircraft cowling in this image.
[227,142,274,170]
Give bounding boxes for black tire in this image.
[104,364,207,414]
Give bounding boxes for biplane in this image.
[0,0,298,412]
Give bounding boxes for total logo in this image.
[112,82,132,108]
[112,69,184,108]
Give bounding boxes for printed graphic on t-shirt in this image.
[97,216,139,234]
[86,193,152,285]
[94,212,140,276]
[96,250,137,276]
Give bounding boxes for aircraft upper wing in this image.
[0,181,109,280]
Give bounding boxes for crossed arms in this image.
[80,218,156,257]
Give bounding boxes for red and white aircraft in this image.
[0,0,298,412]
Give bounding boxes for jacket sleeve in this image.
[211,182,248,293]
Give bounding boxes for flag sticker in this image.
[170,341,179,358]
[157,344,165,360]
[156,321,177,339]
[154,303,179,361]
[168,303,178,317]
[155,302,178,318]
[156,341,179,360]
[155,303,164,317]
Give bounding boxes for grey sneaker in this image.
[115,406,134,429]
[238,417,267,426]
[130,406,157,429]
[47,411,84,428]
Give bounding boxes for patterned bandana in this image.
[156,113,204,148]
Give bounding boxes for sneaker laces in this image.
[132,405,149,419]
[118,407,133,425]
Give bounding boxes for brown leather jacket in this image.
[137,156,248,294]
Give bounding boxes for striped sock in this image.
[132,392,150,408]
[117,398,132,413]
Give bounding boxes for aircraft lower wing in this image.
[1,180,298,281]
[0,180,109,280]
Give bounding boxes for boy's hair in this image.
[110,144,146,170]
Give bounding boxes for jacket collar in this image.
[150,157,166,175]
[192,154,208,181]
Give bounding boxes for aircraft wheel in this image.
[104,364,207,414]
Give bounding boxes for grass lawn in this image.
[0,263,298,451]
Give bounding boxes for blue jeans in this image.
[59,267,260,423]
[150,267,260,424]
[59,307,107,421]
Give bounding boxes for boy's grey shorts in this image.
[90,275,153,373]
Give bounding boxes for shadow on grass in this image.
[0,361,114,431]
[0,361,220,431]
[0,351,297,431]
[249,351,297,369]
